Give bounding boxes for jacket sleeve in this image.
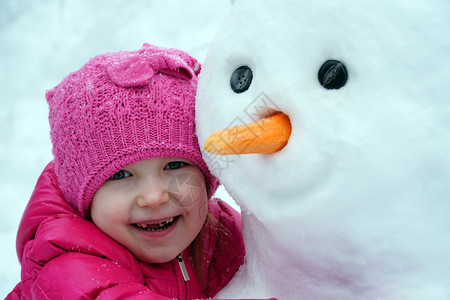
[206,198,246,297]
[20,218,176,300]
[33,252,170,300]
[203,200,278,300]
[13,162,175,300]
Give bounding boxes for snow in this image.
[196,0,450,299]
[0,1,233,298]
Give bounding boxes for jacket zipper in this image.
[176,254,190,281]
[176,253,190,299]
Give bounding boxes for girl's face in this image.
[91,157,208,263]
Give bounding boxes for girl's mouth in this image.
[134,216,179,232]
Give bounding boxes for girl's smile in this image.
[134,216,178,231]
[90,157,208,263]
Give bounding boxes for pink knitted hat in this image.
[46,43,219,218]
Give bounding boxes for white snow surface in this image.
[0,1,234,298]
[196,0,450,299]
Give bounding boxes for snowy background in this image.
[0,0,234,297]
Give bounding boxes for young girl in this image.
[6,44,246,299]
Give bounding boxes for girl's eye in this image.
[108,170,132,180]
[164,161,187,170]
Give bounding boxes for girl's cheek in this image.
[196,190,209,219]
[169,171,207,207]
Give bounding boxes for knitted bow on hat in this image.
[107,44,199,87]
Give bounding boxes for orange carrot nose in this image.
[204,112,291,155]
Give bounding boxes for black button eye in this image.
[230,66,253,93]
[318,60,348,89]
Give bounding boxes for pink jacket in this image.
[6,162,245,299]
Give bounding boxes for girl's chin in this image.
[138,251,179,264]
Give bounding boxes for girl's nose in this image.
[135,178,170,208]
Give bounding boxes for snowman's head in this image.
[196,0,450,221]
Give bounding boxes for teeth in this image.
[158,217,174,226]
[136,217,175,231]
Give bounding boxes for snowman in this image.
[196,0,450,299]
